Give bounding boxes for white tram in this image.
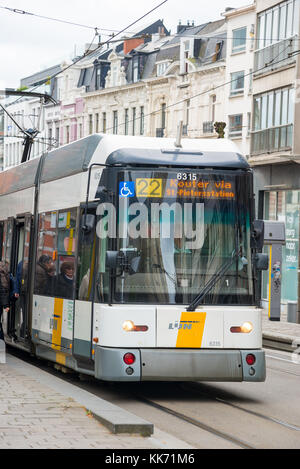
[0,134,267,382]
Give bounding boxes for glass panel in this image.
[267,93,274,128]
[231,71,245,94]
[258,14,265,49]
[265,10,273,47]
[55,209,77,299]
[294,0,300,35]
[286,1,293,37]
[281,190,299,301]
[274,90,281,126]
[232,27,247,52]
[279,4,287,40]
[261,94,268,129]
[35,212,57,296]
[254,96,261,130]
[272,6,279,42]
[106,170,254,305]
[280,126,287,148]
[281,89,288,125]
[288,88,295,123]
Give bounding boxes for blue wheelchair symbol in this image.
[119,182,135,198]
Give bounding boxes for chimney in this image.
[123,37,145,55]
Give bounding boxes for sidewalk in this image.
[262,309,300,352]
[0,353,192,450]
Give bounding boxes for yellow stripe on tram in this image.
[52,298,64,351]
[176,312,207,348]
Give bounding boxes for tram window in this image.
[53,208,77,300]
[5,219,13,269]
[77,211,96,302]
[0,222,3,261]
[34,212,57,296]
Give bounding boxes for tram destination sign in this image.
[134,173,236,200]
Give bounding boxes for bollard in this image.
[287,301,300,324]
[0,339,6,364]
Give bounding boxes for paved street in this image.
[0,310,299,449]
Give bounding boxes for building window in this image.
[132,107,136,135]
[96,67,101,90]
[210,95,216,122]
[252,86,294,154]
[140,106,144,135]
[257,0,299,50]
[89,114,93,135]
[102,112,106,133]
[232,27,247,53]
[230,71,245,96]
[228,114,243,138]
[55,126,60,147]
[124,109,129,135]
[95,113,99,133]
[157,62,168,76]
[113,111,118,135]
[133,59,139,83]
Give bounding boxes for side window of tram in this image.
[35,209,77,299]
[34,212,57,296]
[77,211,95,302]
[54,209,77,300]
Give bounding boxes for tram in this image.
[0,134,267,382]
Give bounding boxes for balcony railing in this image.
[203,121,214,134]
[251,124,293,155]
[253,37,297,77]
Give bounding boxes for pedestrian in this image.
[35,255,55,296]
[0,260,11,340]
[55,261,75,299]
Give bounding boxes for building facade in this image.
[223,3,256,158]
[248,0,300,309]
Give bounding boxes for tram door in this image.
[10,215,32,341]
[73,206,97,367]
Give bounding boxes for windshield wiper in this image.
[186,250,239,312]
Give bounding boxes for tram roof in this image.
[0,134,249,196]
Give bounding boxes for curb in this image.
[6,354,153,436]
[263,333,300,353]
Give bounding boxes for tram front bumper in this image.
[94,347,266,382]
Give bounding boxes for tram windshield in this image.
[97,169,254,305]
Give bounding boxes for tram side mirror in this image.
[106,251,121,270]
[255,253,269,271]
[82,214,96,234]
[251,220,265,251]
[106,250,141,275]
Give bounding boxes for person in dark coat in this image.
[35,255,55,296]
[0,261,10,340]
[55,261,75,300]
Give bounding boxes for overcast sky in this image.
[1,0,248,89]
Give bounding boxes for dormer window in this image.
[133,58,139,82]
[157,62,169,76]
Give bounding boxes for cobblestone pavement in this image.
[262,309,300,339]
[0,357,191,449]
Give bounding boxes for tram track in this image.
[133,394,256,449]
[181,382,300,432]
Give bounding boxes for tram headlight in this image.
[123,320,135,332]
[241,322,253,333]
[230,322,253,333]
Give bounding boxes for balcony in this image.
[251,124,293,155]
[203,121,214,134]
[253,38,297,77]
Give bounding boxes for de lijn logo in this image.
[119,182,135,198]
[169,320,200,330]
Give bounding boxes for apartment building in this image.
[223,3,256,158]
[248,0,300,308]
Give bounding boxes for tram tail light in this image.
[122,320,148,332]
[230,322,253,334]
[123,353,136,365]
[246,354,256,366]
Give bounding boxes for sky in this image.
[0,0,249,89]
